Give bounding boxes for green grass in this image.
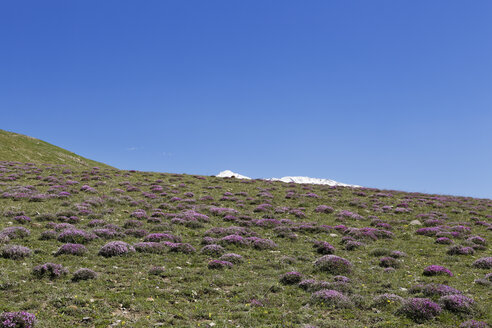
[0,159,490,327]
[0,129,113,169]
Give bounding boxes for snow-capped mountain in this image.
[216,170,252,180]
[215,170,359,187]
[267,176,359,187]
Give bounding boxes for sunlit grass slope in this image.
[0,129,113,169]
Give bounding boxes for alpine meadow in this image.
[0,131,490,327]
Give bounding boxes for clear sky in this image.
[1,1,491,199]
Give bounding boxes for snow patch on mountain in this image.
[216,170,359,187]
[216,170,251,180]
[267,176,359,187]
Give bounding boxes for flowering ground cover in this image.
[0,160,490,327]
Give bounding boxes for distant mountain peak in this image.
[216,170,252,180]
[267,176,359,187]
[216,170,359,187]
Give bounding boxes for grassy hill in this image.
[0,136,490,327]
[0,129,113,169]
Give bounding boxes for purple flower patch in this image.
[134,242,165,254]
[310,289,352,308]
[167,243,196,254]
[471,257,492,269]
[315,205,334,213]
[439,294,475,313]
[55,243,87,256]
[247,237,278,250]
[423,265,453,277]
[219,234,247,246]
[460,320,489,328]
[13,216,31,224]
[144,233,181,243]
[447,245,475,255]
[57,229,97,244]
[415,283,462,297]
[1,245,32,260]
[33,263,68,279]
[72,268,97,281]
[98,241,135,257]
[397,298,442,323]
[200,244,225,256]
[280,271,303,285]
[219,253,243,264]
[435,237,453,244]
[0,311,36,328]
[0,226,30,239]
[314,255,352,275]
[313,241,335,255]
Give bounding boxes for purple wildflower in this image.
[32,263,68,279]
[55,243,87,256]
[247,237,278,250]
[310,289,352,308]
[460,320,489,328]
[315,205,334,213]
[0,227,30,239]
[471,257,492,269]
[123,220,143,228]
[87,219,106,227]
[124,229,148,238]
[57,229,97,244]
[416,227,441,237]
[1,245,32,259]
[447,245,475,255]
[200,244,225,256]
[98,241,135,257]
[38,230,56,240]
[417,283,462,297]
[0,311,36,328]
[280,271,303,285]
[130,209,148,219]
[72,268,97,281]
[337,210,364,221]
[144,233,181,243]
[423,265,453,277]
[439,294,475,313]
[435,237,453,244]
[168,243,196,254]
[314,255,353,275]
[344,240,364,251]
[134,242,165,253]
[397,298,442,323]
[13,216,31,224]
[313,241,335,255]
[467,236,487,245]
[219,234,247,246]
[219,253,243,264]
[209,207,238,217]
[333,275,350,283]
[149,266,166,276]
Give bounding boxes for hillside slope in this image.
[0,129,113,169]
[0,161,490,327]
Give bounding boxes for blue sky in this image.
[1,1,491,199]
